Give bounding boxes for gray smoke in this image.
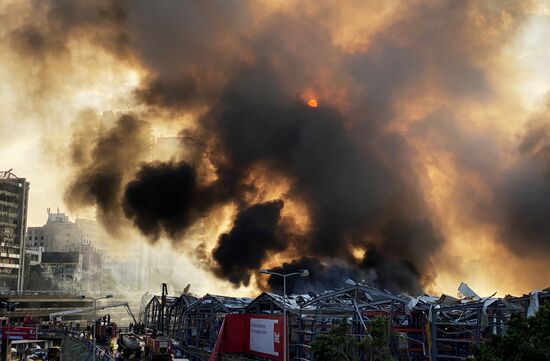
[3,0,540,294]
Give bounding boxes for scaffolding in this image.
[0,169,18,179]
[140,283,550,361]
[294,284,424,361]
[166,294,198,340]
[182,294,251,351]
[142,295,176,332]
[425,289,550,360]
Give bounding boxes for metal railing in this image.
[65,332,115,361]
[0,290,120,296]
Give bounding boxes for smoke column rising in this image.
[2,0,550,296]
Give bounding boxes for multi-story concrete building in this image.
[41,251,82,289]
[27,209,153,292]
[26,225,48,249]
[0,170,29,292]
[25,246,44,266]
[75,218,102,270]
[27,210,102,272]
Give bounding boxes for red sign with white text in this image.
[0,326,38,340]
[222,314,286,361]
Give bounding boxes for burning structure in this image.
[141,283,550,361]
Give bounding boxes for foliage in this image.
[363,316,396,361]
[312,318,361,361]
[312,317,397,361]
[474,302,550,361]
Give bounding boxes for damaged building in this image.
[0,170,29,292]
[140,282,550,361]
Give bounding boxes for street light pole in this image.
[283,275,286,361]
[259,269,309,361]
[93,298,97,361]
[80,294,113,361]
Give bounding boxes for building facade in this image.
[25,246,44,266]
[41,251,83,289]
[27,210,102,272]
[0,170,29,292]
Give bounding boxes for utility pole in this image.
[80,294,113,361]
[160,283,168,334]
[259,269,309,361]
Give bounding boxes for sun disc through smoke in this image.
[307,98,318,108]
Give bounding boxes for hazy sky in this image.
[1,0,550,297]
[1,1,546,229]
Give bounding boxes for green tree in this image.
[312,318,361,361]
[363,316,396,361]
[474,302,550,361]
[312,317,397,361]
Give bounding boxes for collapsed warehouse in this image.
[141,282,550,361]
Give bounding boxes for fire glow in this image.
[3,0,550,298]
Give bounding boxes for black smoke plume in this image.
[65,114,150,233]
[266,257,362,295]
[123,161,207,241]
[360,217,443,294]
[9,0,542,294]
[264,216,442,295]
[496,108,550,257]
[212,201,287,287]
[197,63,442,292]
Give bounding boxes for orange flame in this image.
[307,98,318,108]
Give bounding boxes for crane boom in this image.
[49,302,137,324]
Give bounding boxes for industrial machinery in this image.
[117,332,142,358]
[144,283,172,360]
[95,315,117,345]
[49,302,137,324]
[144,334,172,361]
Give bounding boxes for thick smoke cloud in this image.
[212,201,287,287]
[4,0,251,113]
[58,0,510,293]
[361,217,443,294]
[135,76,203,111]
[106,61,441,294]
[266,257,362,295]
[6,0,547,295]
[496,106,550,257]
[65,113,151,234]
[197,62,441,293]
[265,217,442,295]
[123,161,205,241]
[207,65,402,256]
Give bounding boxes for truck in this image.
[95,318,117,345]
[144,335,172,361]
[118,332,142,358]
